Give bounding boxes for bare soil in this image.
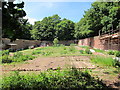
[1,46,120,89]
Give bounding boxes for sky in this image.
[23,2,93,25]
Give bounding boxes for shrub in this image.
[2,50,9,56]
[115,51,120,57]
[12,52,35,62]
[2,68,108,90]
[85,49,92,54]
[53,38,59,46]
[114,59,120,67]
[2,55,12,63]
[107,50,114,55]
[79,50,84,54]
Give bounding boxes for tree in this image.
[74,1,120,39]
[31,15,75,41]
[55,19,75,40]
[31,14,61,41]
[2,1,27,41]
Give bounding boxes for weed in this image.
[85,49,92,54]
[79,50,84,54]
[2,68,108,90]
[115,51,120,57]
[91,56,115,66]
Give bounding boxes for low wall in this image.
[2,38,41,50]
[78,36,119,51]
[2,38,76,50]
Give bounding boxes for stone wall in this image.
[2,38,76,50]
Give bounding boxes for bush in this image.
[115,51,120,57]
[12,52,35,62]
[114,59,120,67]
[2,50,9,56]
[107,50,114,55]
[2,55,12,63]
[85,49,92,54]
[79,50,84,54]
[53,38,59,46]
[2,68,108,90]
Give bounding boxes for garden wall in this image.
[78,36,119,51]
[2,38,76,50]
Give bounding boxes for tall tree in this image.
[2,1,26,41]
[74,1,120,39]
[55,18,75,40]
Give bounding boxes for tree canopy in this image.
[31,14,75,41]
[2,1,28,41]
[2,1,120,41]
[74,1,120,39]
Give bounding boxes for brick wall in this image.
[78,36,119,51]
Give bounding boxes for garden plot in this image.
[3,56,95,72]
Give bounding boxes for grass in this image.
[91,55,115,67]
[2,46,91,64]
[80,46,90,49]
[1,68,108,90]
[21,46,86,57]
[93,49,106,53]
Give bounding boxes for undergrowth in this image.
[1,68,108,90]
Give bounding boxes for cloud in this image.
[24,16,37,25]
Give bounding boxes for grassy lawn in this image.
[13,46,90,58]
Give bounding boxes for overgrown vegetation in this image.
[1,50,35,63]
[107,50,120,57]
[91,56,115,67]
[1,68,109,90]
[93,49,105,53]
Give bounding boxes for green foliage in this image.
[31,14,75,40]
[2,68,108,90]
[80,46,90,49]
[41,51,53,56]
[32,50,41,55]
[1,50,12,63]
[2,1,27,41]
[68,46,76,53]
[93,49,105,53]
[2,55,12,63]
[53,38,59,46]
[107,50,115,55]
[115,51,120,57]
[70,43,77,46]
[74,2,120,39]
[85,49,92,54]
[79,50,84,54]
[1,50,10,56]
[114,59,120,68]
[91,56,115,66]
[30,46,80,57]
[12,52,35,62]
